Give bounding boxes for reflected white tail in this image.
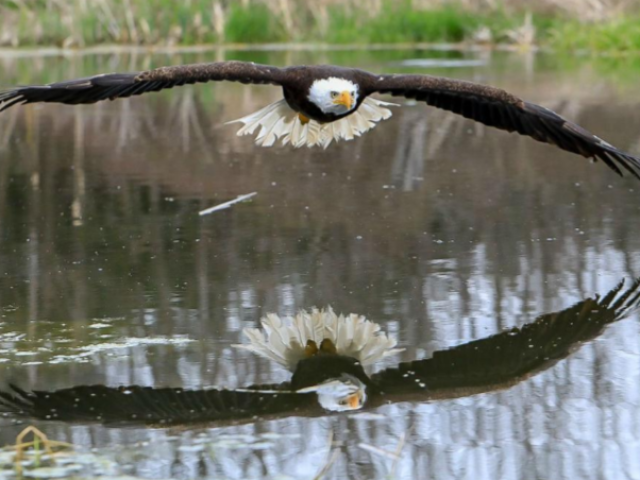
[232,307,404,371]
[226,98,398,148]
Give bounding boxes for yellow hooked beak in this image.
[333,90,353,110]
[347,393,361,409]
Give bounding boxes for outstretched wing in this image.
[371,278,640,402]
[0,61,287,112]
[363,74,640,179]
[0,383,318,426]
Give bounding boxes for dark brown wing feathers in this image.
[0,61,286,112]
[366,74,640,179]
[371,277,640,396]
[0,383,315,426]
[134,61,285,85]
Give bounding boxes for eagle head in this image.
[291,353,372,412]
[297,373,367,412]
[308,77,358,116]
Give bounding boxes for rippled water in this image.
[1,48,640,479]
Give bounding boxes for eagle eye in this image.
[330,91,338,98]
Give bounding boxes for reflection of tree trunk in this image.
[25,107,40,324]
[425,113,456,161]
[117,99,135,153]
[0,108,19,150]
[72,109,86,227]
[391,107,449,191]
[178,87,207,153]
[70,108,88,325]
[27,204,40,325]
[0,114,13,244]
[197,221,210,326]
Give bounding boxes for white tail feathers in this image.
[232,307,404,371]
[226,98,397,148]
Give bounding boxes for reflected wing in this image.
[0,383,317,426]
[365,75,640,179]
[371,278,640,400]
[0,61,287,112]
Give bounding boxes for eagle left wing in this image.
[0,61,288,112]
[370,278,640,402]
[364,74,640,179]
[0,382,318,426]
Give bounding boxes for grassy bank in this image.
[2,0,640,54]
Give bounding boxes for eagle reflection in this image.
[1,279,639,426]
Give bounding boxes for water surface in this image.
[1,48,640,479]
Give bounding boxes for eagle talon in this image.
[305,339,318,357]
[319,338,338,354]
[304,339,338,357]
[298,113,310,125]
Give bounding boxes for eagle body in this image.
[2,281,640,426]
[290,354,372,390]
[2,60,640,176]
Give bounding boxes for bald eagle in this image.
[1,278,639,426]
[1,61,639,179]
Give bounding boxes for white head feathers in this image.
[307,77,359,115]
[297,374,368,412]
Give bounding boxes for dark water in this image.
[1,48,640,479]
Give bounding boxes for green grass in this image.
[548,18,640,54]
[324,2,477,44]
[321,2,566,45]
[225,3,285,43]
[2,0,640,54]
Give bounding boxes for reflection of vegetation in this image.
[4,427,151,478]
[0,49,639,480]
[2,0,640,53]
[1,49,640,329]
[6,48,640,92]
[0,426,340,480]
[11,426,72,476]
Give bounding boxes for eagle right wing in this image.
[0,61,288,112]
[0,382,318,426]
[363,74,640,179]
[371,278,640,400]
